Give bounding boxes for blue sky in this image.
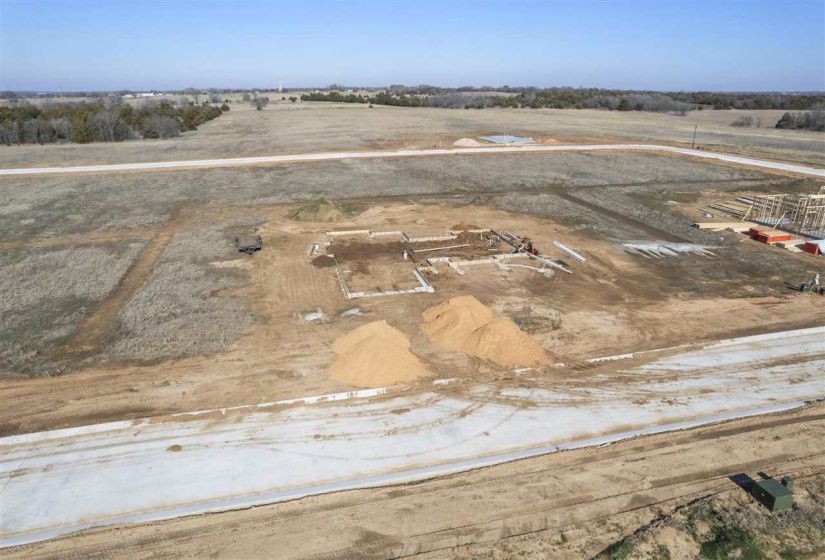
[1,0,823,92]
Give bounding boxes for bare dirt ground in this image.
[0,201,822,438]
[1,114,823,558]
[6,402,823,560]
[1,103,822,169]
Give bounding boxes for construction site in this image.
[0,108,824,558]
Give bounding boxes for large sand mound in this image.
[421,295,495,352]
[453,138,484,147]
[422,296,550,368]
[329,320,432,388]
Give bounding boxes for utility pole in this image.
[692,125,698,149]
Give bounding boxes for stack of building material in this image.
[694,221,757,232]
[622,242,715,258]
[553,241,586,263]
[776,239,806,253]
[704,199,752,220]
[748,227,792,244]
[803,239,825,256]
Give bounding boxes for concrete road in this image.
[1,144,823,177]
[1,326,823,547]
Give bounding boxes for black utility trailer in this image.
[234,235,263,255]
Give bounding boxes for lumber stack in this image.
[693,221,758,232]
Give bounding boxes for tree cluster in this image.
[250,95,270,110]
[669,91,825,110]
[583,93,690,114]
[301,91,370,104]
[775,104,825,131]
[0,100,224,145]
[730,115,761,128]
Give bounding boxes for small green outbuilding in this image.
[750,476,794,513]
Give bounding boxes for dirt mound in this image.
[453,138,484,147]
[422,296,550,368]
[311,255,336,268]
[451,222,480,231]
[329,320,432,387]
[421,295,495,351]
[464,318,550,368]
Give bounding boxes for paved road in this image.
[1,326,823,547]
[1,144,823,177]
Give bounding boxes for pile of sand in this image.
[329,320,432,388]
[453,138,484,147]
[421,296,550,368]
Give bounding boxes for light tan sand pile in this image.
[421,296,551,368]
[453,138,484,147]
[329,320,432,387]
[421,295,495,351]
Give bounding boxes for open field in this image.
[1,103,823,169]
[0,105,823,557]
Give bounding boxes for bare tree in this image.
[730,115,755,128]
[91,111,119,141]
[21,120,44,143]
[183,87,200,105]
[90,111,135,142]
[0,121,20,145]
[50,117,71,139]
[140,97,161,109]
[208,93,220,103]
[241,92,251,102]
[142,115,180,139]
[104,95,124,108]
[250,97,270,110]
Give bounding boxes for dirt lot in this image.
[0,198,823,437]
[7,402,823,560]
[1,117,823,558]
[1,102,823,169]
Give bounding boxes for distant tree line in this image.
[0,99,226,145]
[300,91,423,107]
[0,87,284,101]
[300,89,691,114]
[389,86,825,111]
[775,104,825,131]
[668,91,825,110]
[5,87,823,112]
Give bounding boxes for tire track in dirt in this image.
[557,192,688,243]
[395,457,825,558]
[0,227,156,251]
[8,408,823,560]
[51,212,187,357]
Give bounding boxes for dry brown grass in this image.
[0,103,821,169]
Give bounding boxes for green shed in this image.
[750,477,794,513]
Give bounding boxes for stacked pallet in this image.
[703,200,752,220]
[748,227,792,244]
[693,221,758,232]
